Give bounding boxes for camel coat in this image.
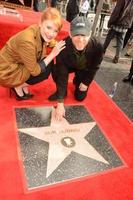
[0,24,47,87]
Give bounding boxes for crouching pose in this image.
[0,7,65,100]
[49,16,103,120]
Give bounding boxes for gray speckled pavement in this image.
[95,38,133,121]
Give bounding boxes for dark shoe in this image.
[74,87,88,101]
[23,91,34,98]
[122,74,132,82]
[48,91,58,101]
[10,88,31,101]
[113,56,119,63]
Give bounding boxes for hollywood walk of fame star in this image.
[19,109,109,177]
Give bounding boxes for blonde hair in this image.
[41,7,62,32]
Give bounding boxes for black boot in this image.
[122,74,132,82]
[74,87,88,101]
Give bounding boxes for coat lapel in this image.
[35,26,46,60]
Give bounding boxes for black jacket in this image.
[108,0,133,29]
[66,0,79,22]
[54,36,103,101]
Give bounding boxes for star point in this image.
[19,110,108,177]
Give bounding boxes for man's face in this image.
[40,20,59,42]
[71,35,90,50]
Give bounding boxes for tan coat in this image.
[0,24,47,87]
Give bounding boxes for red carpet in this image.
[0,9,70,49]
[0,75,133,200]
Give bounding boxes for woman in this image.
[0,7,65,100]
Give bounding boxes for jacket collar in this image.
[34,25,43,52]
[34,25,47,59]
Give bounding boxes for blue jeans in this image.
[103,28,126,57]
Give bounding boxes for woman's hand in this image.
[51,40,66,57]
[44,40,66,66]
[53,103,65,121]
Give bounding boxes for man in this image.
[103,0,133,63]
[49,16,103,120]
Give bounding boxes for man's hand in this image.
[54,103,65,121]
[79,83,88,91]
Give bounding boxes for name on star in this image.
[44,128,80,135]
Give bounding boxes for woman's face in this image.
[40,20,59,42]
[71,35,90,51]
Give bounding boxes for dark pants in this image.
[123,23,133,48]
[66,13,78,22]
[103,28,126,57]
[33,0,39,11]
[73,70,88,101]
[51,0,57,7]
[52,68,88,101]
[26,62,53,85]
